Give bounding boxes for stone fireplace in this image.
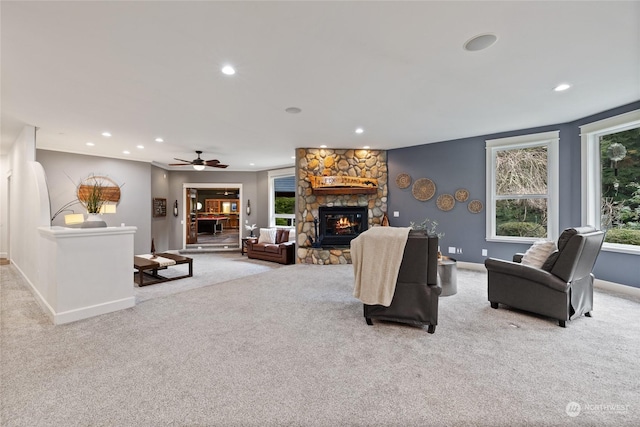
[296,148,388,265]
[318,206,368,246]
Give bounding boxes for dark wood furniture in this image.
[241,237,258,255]
[197,216,228,234]
[133,253,193,287]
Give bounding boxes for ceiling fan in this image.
[169,150,228,170]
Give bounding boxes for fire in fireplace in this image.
[318,206,368,246]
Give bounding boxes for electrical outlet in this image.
[393,211,400,217]
[482,249,488,256]
[448,246,456,254]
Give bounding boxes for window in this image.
[581,109,640,254]
[268,168,296,227]
[486,131,559,242]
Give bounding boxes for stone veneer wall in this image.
[296,148,388,264]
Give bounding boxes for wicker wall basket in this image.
[412,178,436,201]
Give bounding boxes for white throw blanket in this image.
[136,254,177,267]
[351,226,411,306]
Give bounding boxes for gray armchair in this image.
[485,227,605,327]
[364,232,440,333]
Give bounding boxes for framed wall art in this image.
[153,198,167,217]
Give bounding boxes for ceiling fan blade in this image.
[173,158,193,163]
[168,163,190,166]
[204,159,220,166]
[212,164,229,168]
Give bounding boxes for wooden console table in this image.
[134,253,193,287]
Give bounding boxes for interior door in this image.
[186,188,198,244]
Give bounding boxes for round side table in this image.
[438,256,457,296]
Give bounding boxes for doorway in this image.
[184,183,243,251]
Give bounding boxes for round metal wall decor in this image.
[395,173,412,189]
[455,188,470,202]
[412,178,436,201]
[468,200,484,213]
[436,194,455,211]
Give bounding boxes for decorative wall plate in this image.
[395,173,412,189]
[436,194,455,211]
[468,200,483,213]
[412,178,436,201]
[455,188,469,202]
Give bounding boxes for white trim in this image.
[181,182,243,249]
[268,167,295,228]
[53,297,135,325]
[594,278,640,299]
[580,109,640,255]
[459,261,640,298]
[486,131,559,243]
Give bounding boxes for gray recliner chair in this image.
[364,233,440,333]
[485,226,605,327]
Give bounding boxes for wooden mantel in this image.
[309,175,378,195]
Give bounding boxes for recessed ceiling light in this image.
[554,83,571,92]
[320,145,327,148]
[249,163,255,166]
[355,128,364,134]
[122,150,130,154]
[155,137,164,143]
[101,132,112,137]
[137,145,144,149]
[464,33,498,52]
[363,146,370,149]
[86,142,95,146]
[285,107,302,114]
[291,156,296,159]
[221,65,236,75]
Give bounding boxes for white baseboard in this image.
[594,279,640,298]
[457,261,486,272]
[458,261,640,298]
[11,260,135,325]
[53,297,135,325]
[11,261,57,323]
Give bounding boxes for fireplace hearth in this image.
[318,206,368,246]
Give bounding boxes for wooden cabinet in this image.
[201,199,240,229]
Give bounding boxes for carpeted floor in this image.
[1,257,639,426]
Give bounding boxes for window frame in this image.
[268,167,296,228]
[486,130,559,243]
[580,109,640,255]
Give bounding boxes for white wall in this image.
[0,154,9,258]
[7,126,51,290]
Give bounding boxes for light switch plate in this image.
[393,211,400,217]
[448,246,456,254]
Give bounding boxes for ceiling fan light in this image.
[193,165,205,171]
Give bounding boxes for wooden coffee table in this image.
[133,253,193,287]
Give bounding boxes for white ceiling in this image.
[2,1,639,171]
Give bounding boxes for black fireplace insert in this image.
[318,206,368,246]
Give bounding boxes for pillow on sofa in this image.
[276,229,290,244]
[258,228,277,244]
[521,240,557,268]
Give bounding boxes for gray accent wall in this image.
[37,150,152,255]
[388,101,640,288]
[151,165,171,252]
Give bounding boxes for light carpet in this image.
[1,260,639,426]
